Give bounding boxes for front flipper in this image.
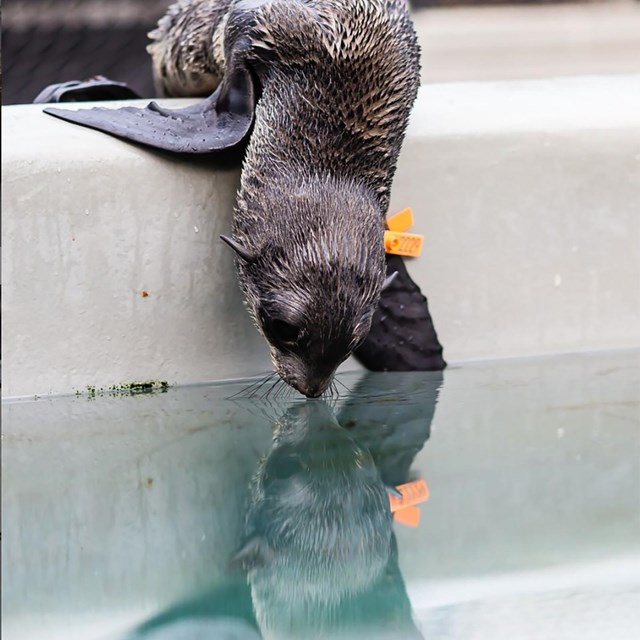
[43,62,255,154]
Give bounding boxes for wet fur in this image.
[149,1,421,396]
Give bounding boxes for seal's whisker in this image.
[278,382,290,401]
[240,373,270,393]
[335,377,352,394]
[228,377,262,400]
[229,371,276,400]
[228,382,256,400]
[277,380,294,401]
[272,380,284,401]
[249,373,277,398]
[321,382,336,401]
[263,377,282,401]
[248,372,279,399]
[261,381,276,401]
[231,380,262,399]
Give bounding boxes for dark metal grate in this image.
[2,0,607,105]
[2,26,155,104]
[2,0,166,104]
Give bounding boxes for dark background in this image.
[1,0,609,104]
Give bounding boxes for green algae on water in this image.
[83,380,170,398]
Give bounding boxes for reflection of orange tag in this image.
[393,505,421,527]
[384,231,424,257]
[390,478,430,527]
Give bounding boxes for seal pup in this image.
[44,0,421,397]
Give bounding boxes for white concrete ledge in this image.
[414,1,640,83]
[3,75,640,397]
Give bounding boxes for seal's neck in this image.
[237,170,384,230]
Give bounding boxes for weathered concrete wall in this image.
[2,75,640,397]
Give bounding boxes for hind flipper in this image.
[354,255,446,372]
[43,67,253,154]
[42,1,259,154]
[40,1,297,154]
[43,82,252,153]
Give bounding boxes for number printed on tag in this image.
[389,478,430,512]
[384,231,424,257]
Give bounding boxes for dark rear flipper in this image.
[355,254,446,371]
[40,20,257,155]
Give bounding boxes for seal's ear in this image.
[42,64,256,154]
[230,536,273,571]
[221,235,257,263]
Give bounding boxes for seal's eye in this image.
[270,319,300,344]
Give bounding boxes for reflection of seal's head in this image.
[233,401,394,638]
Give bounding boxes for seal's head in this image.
[225,177,390,398]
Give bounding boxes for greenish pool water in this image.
[2,350,640,640]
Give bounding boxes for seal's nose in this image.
[299,376,331,398]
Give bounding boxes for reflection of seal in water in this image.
[44,0,421,398]
[233,401,422,639]
[338,370,443,486]
[123,373,442,640]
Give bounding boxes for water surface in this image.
[2,350,639,640]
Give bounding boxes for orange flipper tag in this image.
[385,208,424,257]
[384,231,424,257]
[387,207,415,233]
[390,478,430,527]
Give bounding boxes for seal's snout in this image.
[292,375,332,399]
[298,382,328,399]
[305,386,325,399]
